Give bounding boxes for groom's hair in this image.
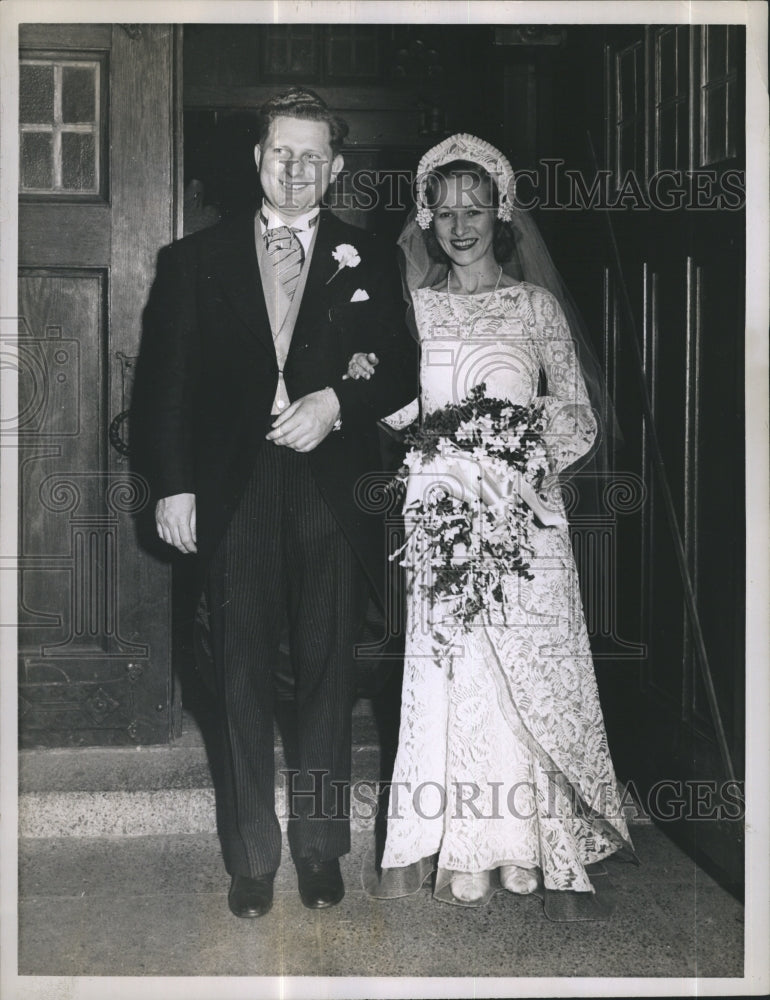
[258,87,349,155]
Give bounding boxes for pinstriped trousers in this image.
[207,440,369,878]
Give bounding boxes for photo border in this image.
[1,2,767,998]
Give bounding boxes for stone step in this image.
[19,705,387,839]
[19,699,649,839]
[19,706,381,793]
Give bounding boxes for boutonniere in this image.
[326,243,361,284]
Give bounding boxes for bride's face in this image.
[431,174,496,267]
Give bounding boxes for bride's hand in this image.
[344,352,379,381]
[487,470,567,527]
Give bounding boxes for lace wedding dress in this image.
[371,282,634,909]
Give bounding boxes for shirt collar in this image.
[259,202,320,232]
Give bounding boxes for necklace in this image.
[445,265,503,332]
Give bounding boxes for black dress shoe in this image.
[295,856,344,909]
[228,872,275,918]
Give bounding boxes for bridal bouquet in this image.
[390,384,552,645]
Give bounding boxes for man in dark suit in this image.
[133,88,416,918]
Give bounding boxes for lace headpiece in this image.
[415,133,515,229]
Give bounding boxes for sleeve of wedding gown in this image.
[532,288,598,476]
[380,397,419,431]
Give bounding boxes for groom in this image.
[134,88,416,917]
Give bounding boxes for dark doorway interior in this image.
[177,22,746,896]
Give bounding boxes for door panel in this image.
[18,25,179,746]
[17,269,153,744]
[602,26,745,890]
[19,206,111,263]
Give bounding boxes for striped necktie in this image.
[263,224,305,301]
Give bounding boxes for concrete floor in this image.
[18,823,743,982]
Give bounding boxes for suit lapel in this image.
[291,211,347,347]
[211,211,351,361]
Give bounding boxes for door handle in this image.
[109,409,131,456]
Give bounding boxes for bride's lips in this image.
[450,238,478,250]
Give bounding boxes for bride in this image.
[348,134,634,913]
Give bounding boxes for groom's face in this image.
[255,116,343,219]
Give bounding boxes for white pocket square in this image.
[350,288,370,302]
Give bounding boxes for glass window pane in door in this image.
[61,132,96,191]
[62,65,96,123]
[20,63,54,124]
[20,131,53,189]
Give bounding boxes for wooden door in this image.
[17,24,180,747]
[599,25,745,890]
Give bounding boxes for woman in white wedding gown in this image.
[350,135,633,913]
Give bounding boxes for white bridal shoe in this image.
[500,864,538,894]
[450,870,491,903]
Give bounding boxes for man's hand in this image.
[156,492,197,553]
[345,352,379,381]
[266,388,340,452]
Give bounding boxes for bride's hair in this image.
[422,160,516,264]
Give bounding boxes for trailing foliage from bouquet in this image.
[390,384,550,649]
